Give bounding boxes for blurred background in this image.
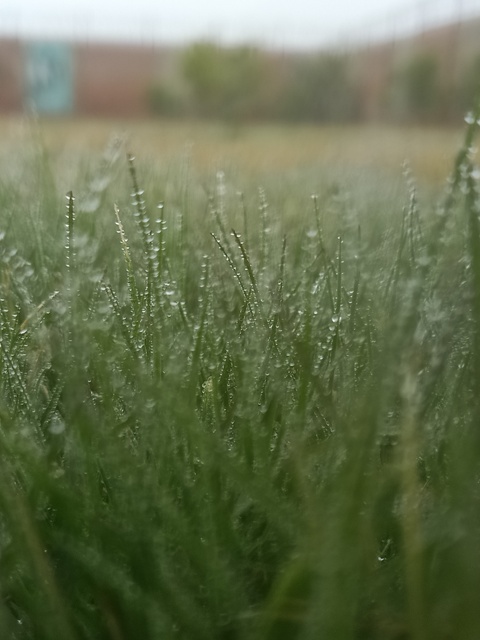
[1,0,480,124]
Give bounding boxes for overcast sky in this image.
[1,0,479,49]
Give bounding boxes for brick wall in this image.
[74,42,158,117]
[0,38,163,116]
[0,39,24,113]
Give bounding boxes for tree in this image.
[398,53,440,122]
[279,54,359,123]
[460,53,480,114]
[181,43,265,120]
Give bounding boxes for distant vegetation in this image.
[148,23,480,125]
[2,16,478,123]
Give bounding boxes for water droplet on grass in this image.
[49,416,65,435]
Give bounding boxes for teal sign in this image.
[25,42,73,114]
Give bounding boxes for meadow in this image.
[0,115,480,639]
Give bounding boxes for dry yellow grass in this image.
[0,116,469,185]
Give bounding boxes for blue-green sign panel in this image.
[25,42,73,114]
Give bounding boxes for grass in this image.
[0,116,471,185]
[0,114,480,639]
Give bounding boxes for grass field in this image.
[0,116,470,182]
[1,114,480,639]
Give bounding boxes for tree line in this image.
[148,41,480,124]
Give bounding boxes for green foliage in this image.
[147,83,188,117]
[146,41,480,125]
[460,53,480,113]
[396,53,440,122]
[0,115,480,639]
[179,45,358,123]
[181,43,265,120]
[280,54,359,122]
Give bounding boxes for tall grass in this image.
[0,114,480,640]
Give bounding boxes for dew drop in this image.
[49,417,66,435]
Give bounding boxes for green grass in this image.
[1,114,480,640]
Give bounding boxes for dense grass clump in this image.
[1,115,480,640]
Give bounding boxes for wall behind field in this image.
[0,15,479,124]
[0,38,170,117]
[0,39,23,112]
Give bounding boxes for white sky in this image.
[1,0,479,49]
